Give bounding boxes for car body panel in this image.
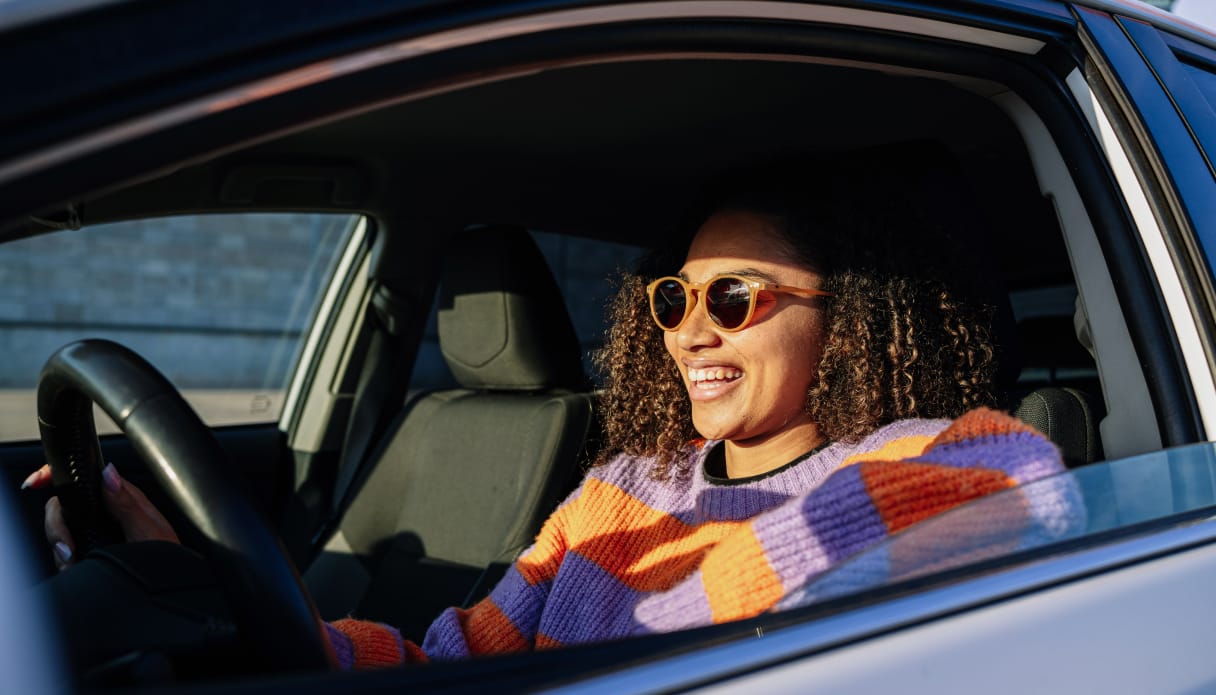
[699,533,1216,694]
[550,440,1216,691]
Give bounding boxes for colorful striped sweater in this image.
[326,408,1075,668]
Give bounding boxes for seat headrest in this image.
[438,226,585,390]
[1013,386,1104,468]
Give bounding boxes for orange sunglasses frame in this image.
[646,274,833,332]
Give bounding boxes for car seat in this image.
[1010,299,1105,468]
[850,140,1106,468]
[304,226,597,641]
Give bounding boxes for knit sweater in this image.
[327,407,1074,668]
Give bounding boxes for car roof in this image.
[1,0,1212,44]
[0,0,1074,288]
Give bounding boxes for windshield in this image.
[780,442,1216,609]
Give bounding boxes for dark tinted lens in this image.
[707,277,752,329]
[652,280,688,329]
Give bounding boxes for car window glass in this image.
[779,442,1216,609]
[0,213,356,441]
[1009,284,1099,389]
[409,231,645,391]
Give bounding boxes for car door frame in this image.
[1074,6,1216,442]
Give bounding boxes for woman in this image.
[29,176,1070,667]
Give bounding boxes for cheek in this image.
[803,315,827,366]
[663,331,680,365]
[763,313,825,384]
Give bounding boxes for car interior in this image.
[1,13,1202,688]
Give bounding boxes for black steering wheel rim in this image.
[37,339,334,673]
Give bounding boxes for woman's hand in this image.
[23,463,180,571]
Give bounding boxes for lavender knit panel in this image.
[1025,471,1087,536]
[748,497,834,591]
[591,451,705,524]
[631,569,713,634]
[861,417,950,447]
[776,540,894,609]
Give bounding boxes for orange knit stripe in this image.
[535,632,563,650]
[700,525,784,623]
[401,640,428,664]
[330,618,406,669]
[573,478,741,592]
[840,434,935,469]
[930,407,1036,446]
[516,496,578,586]
[860,460,1016,534]
[458,598,531,656]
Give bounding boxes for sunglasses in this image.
[646,274,833,332]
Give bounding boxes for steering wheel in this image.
[37,339,334,672]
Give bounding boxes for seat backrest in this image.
[1013,387,1104,469]
[306,226,597,639]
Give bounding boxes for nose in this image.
[675,292,722,350]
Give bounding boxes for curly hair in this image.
[593,168,1000,479]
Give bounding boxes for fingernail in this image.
[53,541,72,565]
[20,470,39,490]
[102,463,121,494]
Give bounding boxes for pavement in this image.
[0,389,284,442]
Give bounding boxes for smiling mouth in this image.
[688,367,743,390]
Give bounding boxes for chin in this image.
[690,418,738,443]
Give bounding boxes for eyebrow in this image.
[677,267,781,283]
[733,267,781,283]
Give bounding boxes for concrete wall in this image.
[0,213,351,389]
[0,217,645,394]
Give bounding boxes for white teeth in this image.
[688,367,743,383]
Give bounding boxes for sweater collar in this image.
[701,440,832,487]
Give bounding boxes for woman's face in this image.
[664,209,828,446]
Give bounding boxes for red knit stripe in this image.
[887,487,1028,578]
[401,640,429,664]
[930,407,1036,446]
[517,498,577,586]
[573,478,741,592]
[329,618,404,669]
[535,632,563,650]
[860,460,1015,534]
[458,599,530,656]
